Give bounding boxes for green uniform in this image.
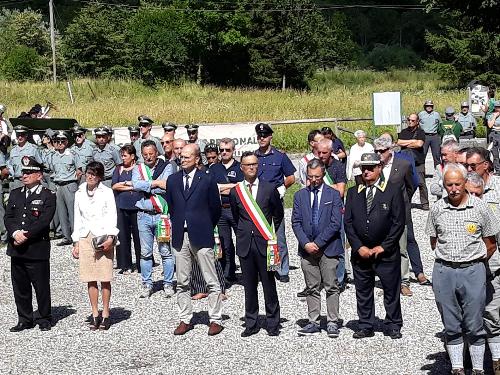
[438,120,462,141]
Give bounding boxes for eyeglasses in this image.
[464,161,486,170]
[256,134,270,139]
[86,172,98,178]
[407,119,418,122]
[187,131,197,135]
[161,140,173,145]
[206,155,218,160]
[219,148,232,152]
[241,163,258,167]
[375,148,389,154]
[75,133,84,137]
[16,133,27,137]
[53,140,66,144]
[139,124,150,128]
[307,175,323,180]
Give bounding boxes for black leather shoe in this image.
[10,322,34,332]
[38,321,51,331]
[279,275,290,283]
[57,240,73,246]
[241,327,260,337]
[267,328,280,336]
[296,288,308,298]
[352,329,375,339]
[385,329,402,339]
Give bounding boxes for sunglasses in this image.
[139,124,150,128]
[161,140,173,145]
[219,148,232,152]
[53,139,67,144]
[375,148,389,154]
[464,161,486,170]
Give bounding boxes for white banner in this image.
[372,91,402,126]
[113,123,259,156]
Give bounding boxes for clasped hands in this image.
[13,230,28,246]
[358,245,385,259]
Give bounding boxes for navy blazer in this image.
[166,168,222,250]
[292,184,344,258]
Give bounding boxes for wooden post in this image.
[67,81,74,104]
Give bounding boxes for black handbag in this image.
[91,235,116,252]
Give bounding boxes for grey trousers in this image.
[485,273,500,343]
[173,232,222,324]
[399,227,410,286]
[55,182,77,242]
[415,164,429,207]
[301,254,340,324]
[433,261,487,345]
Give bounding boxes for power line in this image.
[67,0,430,12]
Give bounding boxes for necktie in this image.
[184,175,190,193]
[366,186,374,214]
[26,189,32,199]
[247,183,253,196]
[312,187,319,237]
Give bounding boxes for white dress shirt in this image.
[244,178,259,200]
[382,153,394,182]
[72,182,119,242]
[310,183,324,208]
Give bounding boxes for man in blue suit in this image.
[292,159,344,338]
[166,143,223,336]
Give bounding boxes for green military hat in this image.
[53,130,69,140]
[185,124,199,132]
[162,122,177,132]
[359,153,381,166]
[94,127,108,136]
[424,100,434,107]
[138,115,154,125]
[445,106,455,115]
[13,125,29,134]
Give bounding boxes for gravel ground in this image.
[0,202,450,375]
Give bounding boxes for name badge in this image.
[31,200,43,205]
[228,171,236,178]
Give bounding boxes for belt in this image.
[425,132,437,136]
[222,203,231,208]
[138,209,158,215]
[55,180,77,186]
[435,258,483,269]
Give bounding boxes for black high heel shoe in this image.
[100,317,111,331]
[89,315,101,331]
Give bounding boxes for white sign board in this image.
[113,123,258,157]
[468,84,489,116]
[372,91,402,126]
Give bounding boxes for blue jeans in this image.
[137,211,175,288]
[276,217,289,277]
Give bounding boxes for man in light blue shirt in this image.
[129,140,174,298]
[418,100,442,168]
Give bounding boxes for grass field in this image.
[2,70,472,152]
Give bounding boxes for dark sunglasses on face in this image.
[161,140,173,145]
[219,148,232,152]
[375,148,389,154]
[465,161,486,170]
[139,124,150,128]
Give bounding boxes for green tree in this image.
[1,45,45,80]
[62,2,133,78]
[422,0,500,85]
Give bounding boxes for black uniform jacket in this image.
[5,185,56,260]
[344,180,405,262]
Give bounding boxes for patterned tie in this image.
[184,174,190,193]
[312,187,320,237]
[247,183,253,196]
[366,186,374,214]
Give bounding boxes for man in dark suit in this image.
[166,143,223,336]
[344,153,405,339]
[5,156,56,332]
[292,159,344,338]
[230,151,284,337]
[374,136,417,297]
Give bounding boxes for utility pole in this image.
[49,0,57,83]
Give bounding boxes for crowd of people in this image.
[1,95,500,374]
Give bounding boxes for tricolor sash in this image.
[137,163,168,214]
[302,153,334,186]
[235,182,280,271]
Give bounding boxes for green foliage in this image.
[364,45,421,71]
[62,2,133,78]
[1,45,45,80]
[422,0,500,86]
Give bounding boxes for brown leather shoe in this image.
[208,322,224,336]
[494,359,500,375]
[174,321,193,335]
[400,285,413,297]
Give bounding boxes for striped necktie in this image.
[366,186,374,214]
